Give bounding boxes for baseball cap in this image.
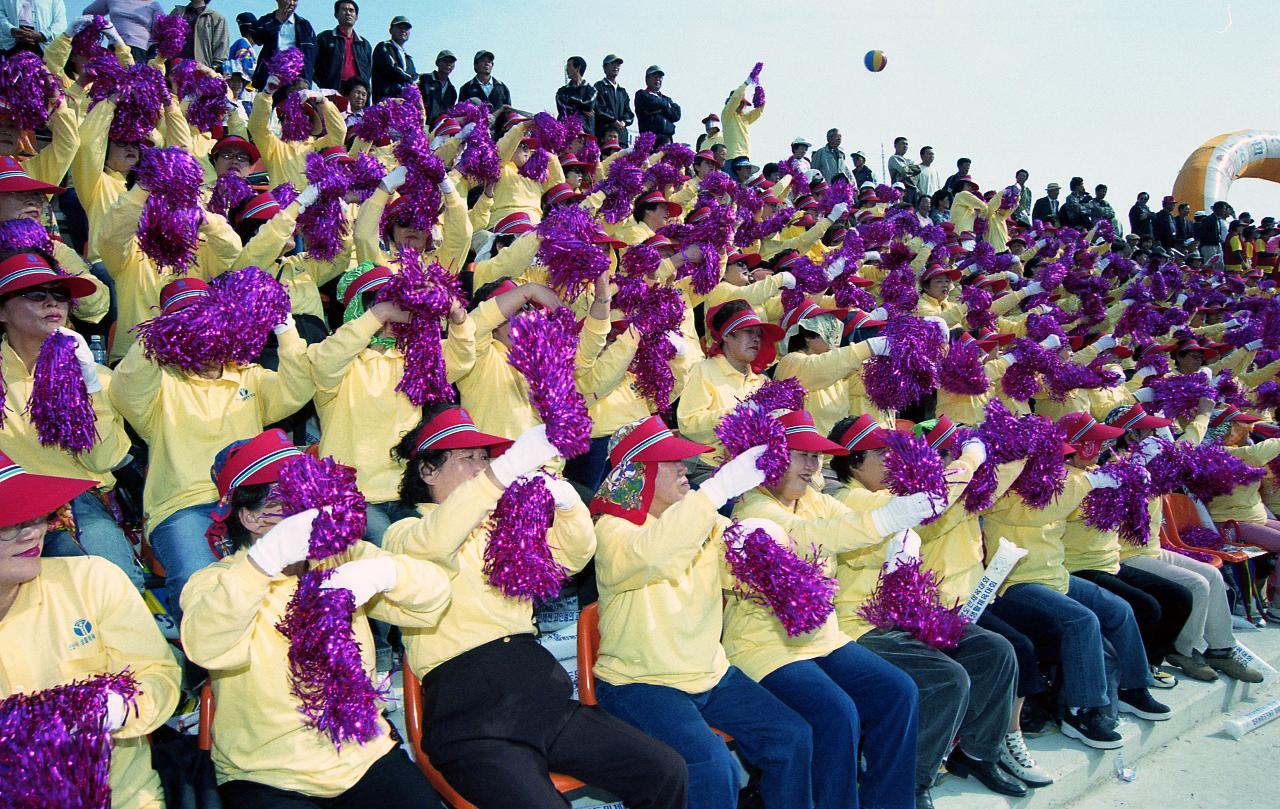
[602,54,623,66]
[436,49,456,62]
[645,65,664,77]
[389,15,411,27]
[474,49,495,62]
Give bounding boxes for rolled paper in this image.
[957,537,1028,622]
[1224,698,1280,740]
[1230,641,1278,679]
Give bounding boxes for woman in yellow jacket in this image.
[109,278,314,620]
[353,167,471,274]
[702,250,792,323]
[180,430,451,807]
[486,118,566,228]
[915,264,1036,328]
[383,408,687,808]
[728,412,921,809]
[0,454,180,809]
[246,88,347,190]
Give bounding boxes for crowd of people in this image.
[2,4,1280,809]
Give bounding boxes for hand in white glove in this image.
[1137,435,1164,462]
[1093,334,1117,352]
[827,202,849,222]
[699,445,768,509]
[1133,387,1155,403]
[489,424,558,486]
[103,690,128,732]
[867,336,890,356]
[1155,426,1175,443]
[263,75,282,94]
[1133,366,1156,382]
[1034,238,1048,249]
[1085,471,1120,489]
[867,306,888,321]
[457,122,476,140]
[1246,339,1264,351]
[539,472,583,510]
[380,165,409,193]
[295,184,320,210]
[1004,270,1022,284]
[57,327,102,394]
[823,257,847,282]
[247,508,318,577]
[1023,280,1045,296]
[665,330,686,357]
[319,556,397,609]
[273,313,295,335]
[439,176,456,196]
[1039,334,1063,350]
[883,529,922,572]
[871,492,942,536]
[961,437,987,466]
[925,316,949,343]
[1176,294,1190,307]
[103,22,124,46]
[67,15,95,36]
[776,271,797,290]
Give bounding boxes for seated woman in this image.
[181,429,452,808]
[591,416,814,809]
[384,407,687,809]
[0,451,181,809]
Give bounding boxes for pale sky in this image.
[78,0,1280,219]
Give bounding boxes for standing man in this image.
[556,56,596,133]
[634,65,680,146]
[1153,195,1177,249]
[419,50,457,125]
[1128,192,1154,240]
[173,0,227,69]
[850,150,874,186]
[811,128,848,181]
[1198,201,1231,264]
[82,0,163,64]
[1013,169,1032,227]
[252,0,316,89]
[1093,184,1118,231]
[1057,177,1093,229]
[1174,202,1196,246]
[944,158,972,195]
[0,0,65,53]
[915,145,943,200]
[314,0,371,92]
[1032,182,1061,225]
[886,136,920,202]
[789,137,811,171]
[593,54,633,147]
[370,15,415,101]
[458,49,511,110]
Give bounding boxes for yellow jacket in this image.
[52,239,111,324]
[109,329,314,532]
[937,355,1009,425]
[721,83,763,161]
[677,354,768,463]
[232,200,355,320]
[181,543,451,796]
[20,96,78,187]
[985,195,1013,253]
[0,558,180,809]
[950,190,986,235]
[983,466,1096,594]
[384,471,595,676]
[1207,439,1280,524]
[703,275,785,323]
[774,341,874,436]
[760,218,830,261]
[247,93,347,190]
[471,231,541,289]
[353,185,471,274]
[594,490,730,692]
[70,99,128,260]
[487,123,565,227]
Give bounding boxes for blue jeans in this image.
[43,491,144,591]
[1066,574,1153,693]
[760,643,918,809]
[596,666,813,809]
[149,502,217,621]
[364,502,397,547]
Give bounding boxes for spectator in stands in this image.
[340,75,370,125]
[226,11,257,76]
[851,150,874,186]
[930,189,952,225]
[1153,195,1178,249]
[82,0,163,63]
[1032,182,1061,225]
[1198,201,1230,263]
[173,0,227,69]
[1058,177,1093,229]
[697,113,721,151]
[459,48,511,110]
[419,50,458,124]
[635,65,681,146]
[594,54,633,146]
[887,136,920,202]
[1129,191,1153,240]
[916,146,942,201]
[371,15,415,101]
[1,0,63,53]
[1013,169,1032,226]
[251,0,317,89]
[789,137,811,171]
[1093,184,1118,231]
[556,56,597,133]
[314,0,371,92]
[811,128,849,181]
[943,158,972,195]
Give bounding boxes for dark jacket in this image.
[1128,203,1153,238]
[592,79,633,145]
[1153,210,1177,248]
[555,82,597,133]
[313,28,372,91]
[1058,191,1094,229]
[634,89,680,138]
[419,72,458,125]
[458,76,511,111]
[371,40,417,101]
[1197,214,1225,247]
[851,164,874,186]
[1032,195,1060,224]
[251,12,317,89]
[1175,215,1195,245]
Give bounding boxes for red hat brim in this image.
[0,175,63,195]
[631,434,714,463]
[785,431,849,455]
[0,469,95,528]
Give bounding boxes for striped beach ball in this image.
[864,50,887,72]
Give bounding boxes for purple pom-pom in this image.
[483,475,567,602]
[274,454,368,560]
[135,147,206,273]
[1147,372,1215,420]
[751,84,766,108]
[715,402,789,485]
[960,284,995,333]
[296,153,351,262]
[268,48,305,85]
[183,73,231,133]
[1253,380,1280,411]
[747,378,808,413]
[939,337,990,396]
[374,248,466,406]
[1009,415,1067,509]
[26,331,97,453]
[0,218,53,254]
[507,307,592,458]
[1148,440,1266,502]
[89,62,170,143]
[1081,457,1153,545]
[536,205,610,301]
[862,315,944,411]
[617,281,685,410]
[71,16,110,58]
[748,62,764,84]
[0,51,62,130]
[208,171,254,218]
[275,91,313,142]
[152,12,190,59]
[882,430,950,520]
[859,558,969,648]
[723,522,838,637]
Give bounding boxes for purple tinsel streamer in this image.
[152,12,189,59]
[183,73,231,133]
[207,171,254,219]
[297,152,350,262]
[273,453,368,560]
[268,48,305,85]
[275,91,312,142]
[591,132,657,223]
[0,51,62,129]
[536,204,610,302]
[862,316,944,411]
[483,475,566,601]
[71,15,110,58]
[882,430,950,521]
[859,559,969,648]
[1147,440,1266,502]
[644,143,695,192]
[507,307,592,458]
[939,337,990,396]
[27,331,97,453]
[0,670,140,809]
[135,146,206,274]
[88,61,170,143]
[0,218,53,254]
[747,378,808,413]
[1081,458,1153,546]
[958,400,1024,512]
[374,248,466,406]
[960,283,996,333]
[723,522,838,637]
[1009,415,1068,509]
[715,402,789,485]
[1147,372,1215,420]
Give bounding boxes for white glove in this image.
[457,122,476,140]
[867,306,888,321]
[1134,387,1155,403]
[1092,334,1117,352]
[1023,280,1045,296]
[247,508,319,577]
[1137,436,1164,462]
[380,165,409,193]
[1155,426,1175,443]
[1003,270,1022,283]
[104,690,128,732]
[1086,471,1120,489]
[319,556,397,609]
[823,257,847,282]
[66,15,95,36]
[827,202,849,222]
[539,473,582,511]
[870,492,942,536]
[272,313,295,335]
[883,529,922,572]
[1133,366,1156,383]
[263,75,282,94]
[1039,334,1063,350]
[776,271,797,290]
[863,250,882,263]
[439,176,456,196]
[430,134,449,150]
[1246,339,1263,351]
[489,424,558,486]
[57,327,102,394]
[961,437,987,466]
[1034,238,1048,249]
[301,89,325,102]
[867,336,890,356]
[925,316,949,343]
[729,517,786,550]
[665,330,686,357]
[295,184,320,211]
[1201,368,1215,385]
[699,445,768,509]
[1176,294,1190,307]
[103,22,124,47]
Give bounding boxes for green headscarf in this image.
[336,262,397,351]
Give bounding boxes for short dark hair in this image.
[894,136,908,146]
[633,196,665,223]
[470,277,512,311]
[957,157,971,166]
[393,404,461,506]
[226,482,273,551]
[1015,168,1029,178]
[567,55,587,74]
[827,418,867,483]
[334,0,359,13]
[826,127,839,139]
[339,75,369,96]
[1070,176,1084,189]
[920,145,933,155]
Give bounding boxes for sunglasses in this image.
[18,287,71,303]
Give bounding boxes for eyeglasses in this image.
[0,514,49,543]
[17,287,71,303]
[217,152,253,164]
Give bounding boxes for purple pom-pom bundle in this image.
[958,401,1024,512]
[879,263,919,317]
[1147,440,1266,502]
[862,315,944,411]
[483,474,567,602]
[71,15,110,58]
[1253,380,1280,411]
[340,153,387,203]
[183,73,231,133]
[1042,356,1121,402]
[735,206,795,249]
[644,143,696,192]
[592,134,655,223]
[273,181,299,208]
[90,63,170,144]
[445,102,502,184]
[779,255,830,313]
[615,279,685,410]
[1215,368,1251,409]
[695,169,738,207]
[507,306,592,458]
[0,51,62,130]
[274,454,368,560]
[960,283,996,333]
[1147,372,1215,420]
[747,378,808,414]
[1181,526,1225,550]
[276,569,387,748]
[208,171,254,218]
[999,185,1020,211]
[882,430,950,520]
[26,331,97,453]
[1081,458,1153,545]
[715,401,789,485]
[1000,338,1049,402]
[1009,415,1068,509]
[268,48,305,85]
[0,218,53,254]
[620,243,661,279]
[751,83,766,108]
[748,61,764,84]
[374,248,466,406]
[661,203,737,295]
[135,146,206,274]
[275,91,313,142]
[1094,218,1116,243]
[0,670,140,809]
[859,558,968,649]
[723,522,838,637]
[536,204,610,302]
[297,152,351,262]
[939,337,990,396]
[152,12,190,59]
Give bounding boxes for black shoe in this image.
[946,747,1028,797]
[1118,688,1172,721]
[1061,707,1124,749]
[914,786,934,809]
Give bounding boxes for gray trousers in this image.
[1124,550,1235,654]
[858,622,1016,788]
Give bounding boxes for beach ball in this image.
[864,50,887,72]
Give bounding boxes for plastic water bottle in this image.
[89,335,107,366]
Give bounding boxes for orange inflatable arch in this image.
[1172,130,1280,214]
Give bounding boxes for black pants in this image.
[218,749,441,808]
[978,609,1047,698]
[1074,567,1194,666]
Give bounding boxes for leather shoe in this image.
[946,747,1028,797]
[914,786,934,809]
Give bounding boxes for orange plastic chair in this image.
[576,603,734,744]
[401,659,585,809]
[1161,494,1246,565]
[198,681,214,751]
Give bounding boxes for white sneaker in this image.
[999,731,1053,788]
